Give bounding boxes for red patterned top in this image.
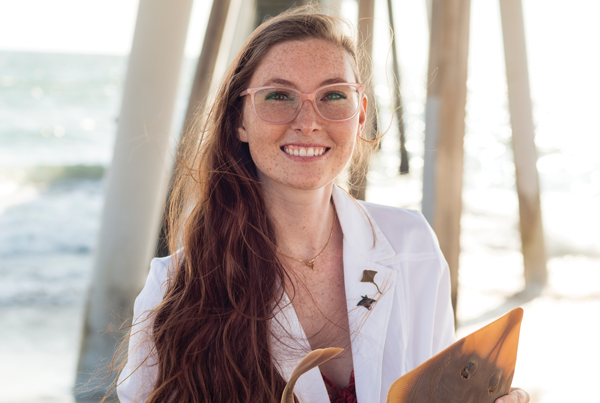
[320,370,357,403]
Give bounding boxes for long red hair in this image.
[145,7,368,402]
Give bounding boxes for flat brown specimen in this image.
[280,308,523,403]
[387,308,524,403]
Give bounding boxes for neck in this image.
[260,180,337,263]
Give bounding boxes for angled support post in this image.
[183,0,232,135]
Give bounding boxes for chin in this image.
[257,168,337,192]
[284,178,334,191]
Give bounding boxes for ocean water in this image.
[1,2,600,399]
[0,52,123,314]
[0,51,195,402]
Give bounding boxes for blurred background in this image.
[0,0,598,402]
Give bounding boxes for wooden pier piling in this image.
[422,0,471,319]
[386,0,409,174]
[349,0,376,201]
[499,0,547,291]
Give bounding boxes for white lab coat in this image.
[117,185,456,402]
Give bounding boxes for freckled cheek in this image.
[243,111,283,149]
[331,124,358,154]
[245,126,285,176]
[326,130,357,176]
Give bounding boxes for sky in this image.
[0,0,212,57]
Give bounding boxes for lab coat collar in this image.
[331,184,396,262]
[333,184,398,403]
[272,185,399,403]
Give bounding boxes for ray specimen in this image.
[280,308,523,403]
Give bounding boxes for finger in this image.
[495,388,530,403]
[510,387,530,403]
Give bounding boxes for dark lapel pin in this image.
[357,295,377,310]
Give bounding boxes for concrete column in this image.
[499,0,547,291]
[76,0,194,398]
[422,0,471,320]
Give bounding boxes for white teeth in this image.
[284,146,326,157]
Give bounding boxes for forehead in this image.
[249,39,356,91]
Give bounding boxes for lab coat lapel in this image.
[271,186,399,403]
[271,291,331,403]
[332,186,397,403]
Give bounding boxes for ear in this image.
[357,95,368,137]
[237,125,249,143]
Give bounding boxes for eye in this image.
[487,372,501,395]
[321,91,347,101]
[265,91,292,101]
[460,361,478,379]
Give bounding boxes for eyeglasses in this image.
[240,83,365,124]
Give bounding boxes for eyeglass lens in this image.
[253,85,360,123]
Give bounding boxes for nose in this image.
[291,99,322,134]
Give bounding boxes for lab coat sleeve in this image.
[432,253,457,355]
[116,257,169,403]
[414,210,456,357]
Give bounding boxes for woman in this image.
[116,8,529,403]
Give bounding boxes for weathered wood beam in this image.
[422,0,471,320]
[499,0,547,292]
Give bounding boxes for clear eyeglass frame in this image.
[240,83,366,124]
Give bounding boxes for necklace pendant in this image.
[305,260,315,269]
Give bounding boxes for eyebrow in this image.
[263,77,349,88]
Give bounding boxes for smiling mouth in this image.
[281,145,329,157]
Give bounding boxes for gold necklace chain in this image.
[278,211,337,270]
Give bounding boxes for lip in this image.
[282,143,330,149]
[280,144,330,159]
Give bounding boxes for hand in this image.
[495,387,530,403]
